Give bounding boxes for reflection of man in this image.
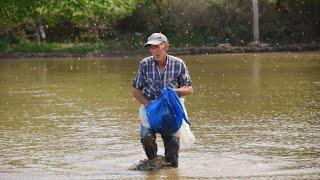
[132,33,193,167]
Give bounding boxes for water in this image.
[0,52,319,179]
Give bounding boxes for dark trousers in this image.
[141,127,180,166]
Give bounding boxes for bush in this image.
[12,41,60,53]
[0,39,10,53]
[7,40,108,54]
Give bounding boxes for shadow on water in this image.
[0,52,319,179]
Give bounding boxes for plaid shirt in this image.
[133,55,192,101]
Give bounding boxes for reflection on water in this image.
[0,52,319,179]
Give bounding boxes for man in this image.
[132,32,193,167]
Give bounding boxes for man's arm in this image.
[132,87,150,106]
[174,85,193,96]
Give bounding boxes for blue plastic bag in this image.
[146,87,190,135]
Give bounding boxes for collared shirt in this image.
[133,55,192,101]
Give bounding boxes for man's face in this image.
[149,43,168,61]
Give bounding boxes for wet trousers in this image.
[140,125,180,166]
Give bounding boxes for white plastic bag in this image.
[139,105,150,128]
[173,119,195,148]
[172,98,195,148]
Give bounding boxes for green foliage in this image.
[45,0,139,25]
[126,0,253,46]
[0,0,29,32]
[0,0,318,52]
[5,40,107,53]
[0,0,141,44]
[0,39,10,53]
[12,40,62,53]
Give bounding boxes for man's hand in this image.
[132,88,150,106]
[173,86,193,96]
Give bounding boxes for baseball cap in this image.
[144,33,168,47]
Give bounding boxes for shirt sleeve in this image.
[132,62,146,90]
[179,62,192,86]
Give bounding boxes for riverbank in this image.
[0,43,319,59]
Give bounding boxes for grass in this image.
[0,40,109,54]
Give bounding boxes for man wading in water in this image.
[132,33,193,167]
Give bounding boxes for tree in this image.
[252,0,259,43]
[0,0,140,45]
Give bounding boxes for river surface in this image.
[0,52,319,179]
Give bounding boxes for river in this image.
[0,52,319,179]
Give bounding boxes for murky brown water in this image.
[0,52,319,179]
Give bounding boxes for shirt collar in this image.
[152,55,169,66]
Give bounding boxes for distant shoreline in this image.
[0,43,319,59]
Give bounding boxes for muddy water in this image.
[0,52,319,179]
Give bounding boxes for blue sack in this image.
[146,87,190,135]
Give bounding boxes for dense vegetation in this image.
[0,0,318,53]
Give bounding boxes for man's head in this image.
[144,33,168,47]
[145,33,169,62]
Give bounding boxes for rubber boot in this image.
[141,133,158,160]
[162,135,179,167]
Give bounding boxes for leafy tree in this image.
[0,0,140,45]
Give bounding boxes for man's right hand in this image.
[132,88,150,106]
